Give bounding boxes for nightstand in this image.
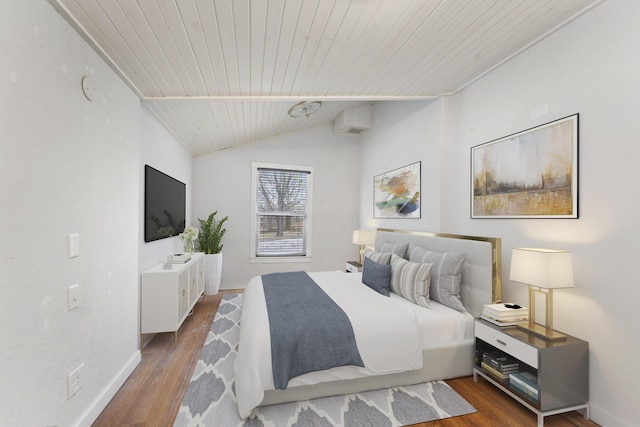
[345,261,362,273]
[473,319,589,427]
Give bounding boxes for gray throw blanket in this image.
[262,271,364,389]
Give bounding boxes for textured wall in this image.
[0,1,140,425]
[139,107,194,273]
[361,2,640,426]
[442,1,640,425]
[193,124,362,289]
[358,99,442,231]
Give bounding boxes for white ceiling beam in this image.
[142,94,446,101]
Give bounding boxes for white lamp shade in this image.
[510,248,574,289]
[352,229,374,246]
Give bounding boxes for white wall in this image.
[359,100,442,230]
[193,124,361,289]
[361,1,639,425]
[139,107,194,272]
[0,1,141,426]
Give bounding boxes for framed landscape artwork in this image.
[374,161,421,218]
[471,114,578,218]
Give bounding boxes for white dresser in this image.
[141,252,204,340]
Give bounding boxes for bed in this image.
[233,228,502,418]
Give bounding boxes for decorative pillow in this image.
[374,239,409,259]
[362,257,392,296]
[390,254,432,308]
[363,248,392,265]
[407,243,467,312]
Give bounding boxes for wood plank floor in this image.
[93,291,599,427]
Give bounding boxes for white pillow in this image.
[364,248,392,265]
[407,243,467,312]
[390,254,433,308]
[375,239,409,259]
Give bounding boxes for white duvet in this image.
[233,270,423,418]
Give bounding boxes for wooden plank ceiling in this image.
[49,0,600,156]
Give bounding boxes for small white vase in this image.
[204,253,223,295]
[185,239,194,253]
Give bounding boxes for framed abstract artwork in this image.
[374,161,421,218]
[471,114,578,218]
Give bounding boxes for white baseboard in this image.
[589,403,633,427]
[74,350,142,427]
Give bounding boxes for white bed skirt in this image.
[260,338,474,406]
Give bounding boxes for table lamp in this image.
[510,247,574,341]
[352,230,375,264]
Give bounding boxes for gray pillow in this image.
[407,243,467,312]
[390,254,432,308]
[363,248,392,265]
[374,239,409,259]
[362,257,392,296]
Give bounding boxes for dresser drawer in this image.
[476,321,538,368]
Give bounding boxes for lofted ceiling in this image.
[49,0,601,156]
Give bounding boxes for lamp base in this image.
[517,322,567,341]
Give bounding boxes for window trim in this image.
[250,162,314,263]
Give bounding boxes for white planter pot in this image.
[204,253,223,295]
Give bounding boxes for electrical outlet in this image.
[67,364,84,399]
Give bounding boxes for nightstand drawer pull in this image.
[475,320,538,368]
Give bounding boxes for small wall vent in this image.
[334,104,372,137]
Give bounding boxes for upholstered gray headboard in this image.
[375,229,502,318]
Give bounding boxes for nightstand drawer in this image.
[476,321,538,368]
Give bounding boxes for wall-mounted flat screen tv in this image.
[144,165,186,242]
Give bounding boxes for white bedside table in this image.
[345,261,362,273]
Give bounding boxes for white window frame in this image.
[250,162,313,263]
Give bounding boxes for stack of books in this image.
[172,253,192,263]
[509,371,539,401]
[480,351,520,380]
[480,303,529,326]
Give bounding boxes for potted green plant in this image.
[198,211,228,295]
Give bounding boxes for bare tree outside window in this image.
[254,166,312,257]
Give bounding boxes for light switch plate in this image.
[68,284,80,311]
[67,234,79,258]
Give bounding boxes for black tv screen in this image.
[144,165,186,242]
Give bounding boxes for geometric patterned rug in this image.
[173,293,476,427]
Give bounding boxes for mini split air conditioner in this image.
[333,104,372,137]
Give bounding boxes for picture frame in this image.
[374,161,421,218]
[471,114,578,218]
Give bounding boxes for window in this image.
[250,162,313,262]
